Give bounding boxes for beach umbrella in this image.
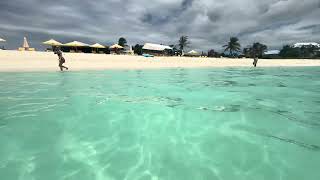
[90,43,105,48]
[64,41,89,52]
[43,39,62,46]
[90,43,105,53]
[43,39,62,51]
[64,41,89,47]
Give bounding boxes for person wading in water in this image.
[54,47,68,71]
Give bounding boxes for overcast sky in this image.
[0,0,319,51]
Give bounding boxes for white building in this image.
[293,42,320,48]
[265,50,280,55]
[142,43,172,56]
[142,43,172,51]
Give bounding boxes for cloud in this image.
[0,0,319,51]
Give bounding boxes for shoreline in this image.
[1,50,319,72]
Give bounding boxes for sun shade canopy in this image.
[43,39,62,46]
[64,41,89,47]
[90,43,105,48]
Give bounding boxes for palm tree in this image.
[133,44,143,55]
[301,45,319,58]
[243,47,252,58]
[251,42,268,58]
[207,49,216,57]
[118,37,127,47]
[223,37,241,57]
[178,36,190,54]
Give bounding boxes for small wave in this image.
[270,110,320,127]
[245,128,320,151]
[197,105,241,112]
[261,132,320,151]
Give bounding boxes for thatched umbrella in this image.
[90,43,105,53]
[63,41,89,52]
[43,39,62,51]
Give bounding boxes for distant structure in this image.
[293,42,320,48]
[184,50,201,57]
[18,37,35,51]
[142,43,172,56]
[264,50,280,58]
[23,37,29,49]
[265,50,280,55]
[123,45,134,55]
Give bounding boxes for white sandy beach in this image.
[0,50,319,72]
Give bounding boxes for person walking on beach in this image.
[54,47,68,71]
[253,57,258,67]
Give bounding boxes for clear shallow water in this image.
[0,67,320,180]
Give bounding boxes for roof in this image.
[142,43,172,51]
[293,42,320,48]
[64,41,89,47]
[265,50,280,55]
[90,43,105,48]
[187,50,199,54]
[43,39,62,46]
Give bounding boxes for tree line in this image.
[122,36,320,59]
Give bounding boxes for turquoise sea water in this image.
[0,67,320,180]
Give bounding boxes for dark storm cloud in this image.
[0,0,319,51]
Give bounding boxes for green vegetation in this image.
[178,36,191,53]
[243,42,268,58]
[223,37,241,57]
[133,44,143,55]
[118,37,127,47]
[117,35,319,59]
[279,45,320,59]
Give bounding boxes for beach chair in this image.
[18,47,25,51]
[29,48,35,51]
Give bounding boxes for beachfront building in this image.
[142,43,172,56]
[264,50,280,59]
[109,44,124,54]
[123,45,134,55]
[293,42,320,48]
